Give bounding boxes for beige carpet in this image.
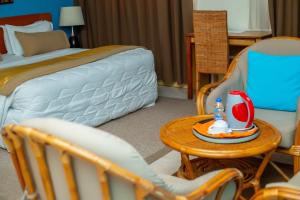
[0,97,196,200]
[98,97,196,159]
[0,149,22,200]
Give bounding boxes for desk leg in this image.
[185,36,193,99]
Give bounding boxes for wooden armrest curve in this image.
[185,168,243,200]
[251,187,300,200]
[196,80,224,115]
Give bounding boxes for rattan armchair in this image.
[251,171,300,200]
[252,187,300,200]
[196,37,300,175]
[2,118,243,200]
[193,10,229,93]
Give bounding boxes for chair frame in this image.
[196,37,300,175]
[251,187,300,200]
[2,124,243,200]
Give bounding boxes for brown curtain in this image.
[75,0,193,84]
[268,0,300,36]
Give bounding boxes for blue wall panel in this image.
[0,0,73,33]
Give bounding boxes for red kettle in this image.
[225,90,254,130]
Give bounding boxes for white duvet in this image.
[0,48,158,148]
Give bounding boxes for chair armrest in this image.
[251,187,300,200]
[197,80,224,115]
[197,68,243,115]
[185,168,243,200]
[252,172,300,200]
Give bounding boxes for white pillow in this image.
[0,25,13,54]
[5,20,53,56]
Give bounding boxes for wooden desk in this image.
[186,31,272,99]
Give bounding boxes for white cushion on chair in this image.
[150,150,237,199]
[267,171,300,190]
[255,108,297,148]
[160,172,236,200]
[289,171,300,187]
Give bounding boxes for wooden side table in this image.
[186,31,272,99]
[160,115,281,193]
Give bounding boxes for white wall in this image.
[193,0,271,32]
[249,0,271,31]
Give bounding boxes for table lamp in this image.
[60,6,85,48]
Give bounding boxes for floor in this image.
[99,97,196,159]
[0,149,22,200]
[158,85,188,100]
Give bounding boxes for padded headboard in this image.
[0,13,52,54]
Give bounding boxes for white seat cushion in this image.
[289,171,300,186]
[266,172,300,190]
[160,171,236,200]
[255,108,297,148]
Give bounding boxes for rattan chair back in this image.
[2,124,176,200]
[2,122,244,200]
[193,10,229,74]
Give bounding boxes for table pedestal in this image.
[178,150,274,192]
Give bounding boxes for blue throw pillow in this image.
[246,50,300,112]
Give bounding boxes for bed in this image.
[0,13,158,148]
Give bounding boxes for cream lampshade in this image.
[60,6,85,48]
[60,6,84,26]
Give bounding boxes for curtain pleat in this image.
[269,0,300,36]
[75,0,193,84]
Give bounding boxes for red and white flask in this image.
[225,90,254,130]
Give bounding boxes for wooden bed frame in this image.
[0,13,52,54]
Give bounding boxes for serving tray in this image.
[192,119,260,144]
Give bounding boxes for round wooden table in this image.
[160,115,281,192]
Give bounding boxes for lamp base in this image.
[69,35,80,48]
